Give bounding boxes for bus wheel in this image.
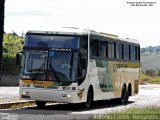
[36,101,46,108]
[84,88,93,109]
[121,85,127,104]
[125,84,131,103]
[125,90,129,103]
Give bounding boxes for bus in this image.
[16,28,140,108]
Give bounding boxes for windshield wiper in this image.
[48,63,60,82]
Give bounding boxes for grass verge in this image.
[140,73,160,84]
[93,108,160,120]
[0,101,35,109]
[148,77,160,84]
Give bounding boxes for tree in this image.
[0,0,5,85]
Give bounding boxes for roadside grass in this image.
[140,73,150,81]
[10,101,36,109]
[93,108,160,120]
[114,108,160,114]
[0,101,36,109]
[148,77,160,84]
[140,73,151,84]
[140,73,160,84]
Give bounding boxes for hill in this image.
[141,46,160,72]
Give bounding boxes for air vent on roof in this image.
[89,30,98,33]
[100,32,118,37]
[63,27,79,29]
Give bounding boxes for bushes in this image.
[145,69,156,76]
[2,55,20,75]
[2,33,23,76]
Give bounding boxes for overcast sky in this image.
[4,0,160,48]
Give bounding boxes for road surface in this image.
[0,84,160,120]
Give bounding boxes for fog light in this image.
[67,94,71,97]
[22,92,29,96]
[21,92,30,98]
[62,94,71,97]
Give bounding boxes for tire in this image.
[36,101,46,108]
[120,85,127,104]
[125,84,131,103]
[125,90,129,103]
[84,88,93,109]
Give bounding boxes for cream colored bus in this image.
[16,28,140,108]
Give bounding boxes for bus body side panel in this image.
[87,59,140,101]
[109,61,140,98]
[88,59,111,101]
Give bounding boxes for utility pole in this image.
[0,0,6,85]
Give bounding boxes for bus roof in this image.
[26,27,139,45]
[26,27,88,36]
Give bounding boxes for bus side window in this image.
[116,43,119,59]
[114,43,117,59]
[81,58,87,78]
[119,44,124,59]
[99,41,106,57]
[131,45,135,60]
[77,54,87,85]
[80,36,88,58]
[106,41,108,58]
[129,45,131,60]
[135,46,139,61]
[107,42,115,58]
[77,55,82,82]
[90,40,99,57]
[138,46,140,61]
[124,44,129,60]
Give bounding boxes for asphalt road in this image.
[0,84,160,120]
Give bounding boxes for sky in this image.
[4,0,160,48]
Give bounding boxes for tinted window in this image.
[108,42,115,58]
[113,43,116,58]
[135,46,138,60]
[80,36,88,57]
[124,44,129,60]
[90,40,98,56]
[138,46,140,61]
[131,46,135,60]
[99,41,106,57]
[129,45,131,60]
[115,43,119,59]
[119,44,124,59]
[25,34,79,49]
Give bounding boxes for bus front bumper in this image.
[20,88,81,103]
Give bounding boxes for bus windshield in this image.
[24,34,79,49]
[21,50,75,82]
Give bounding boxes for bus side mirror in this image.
[16,53,20,66]
[16,52,23,68]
